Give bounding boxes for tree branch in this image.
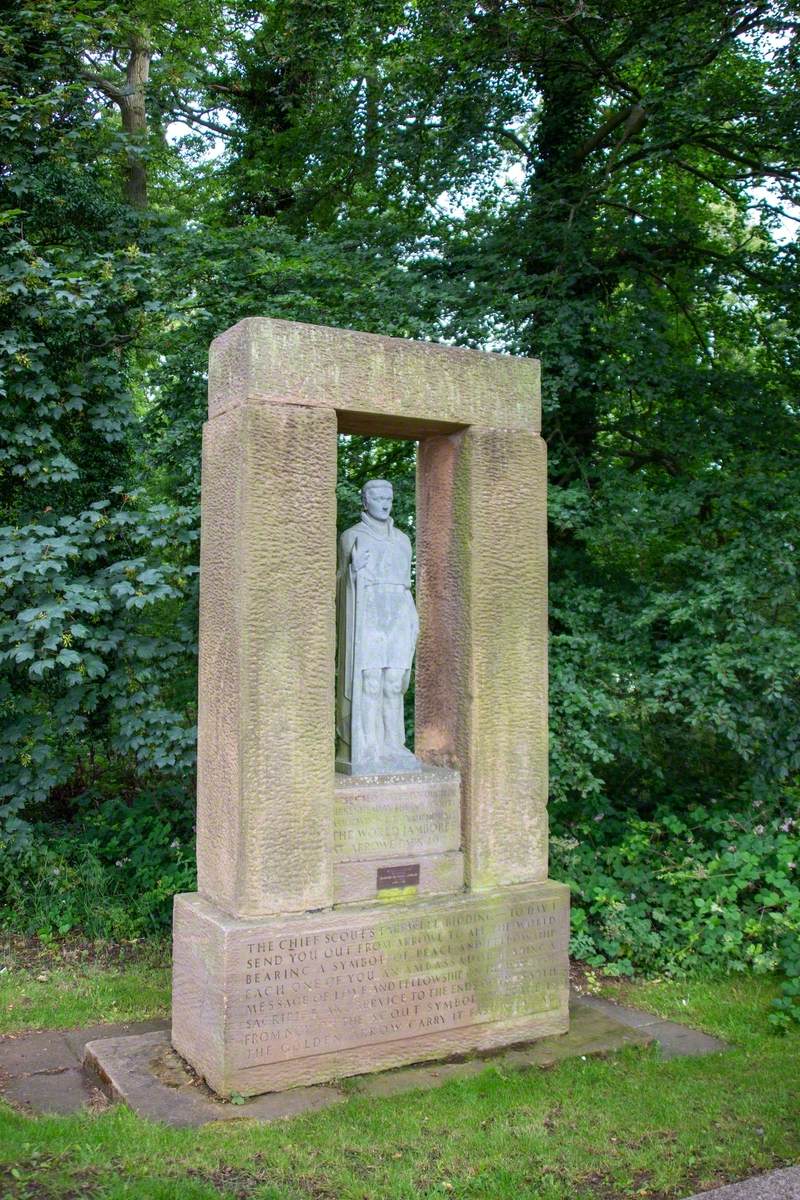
[570,104,642,165]
[492,126,536,163]
[173,106,233,137]
[672,158,741,202]
[80,70,127,105]
[696,139,799,183]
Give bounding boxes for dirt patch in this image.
[0,1162,100,1200]
[186,1164,274,1198]
[0,934,169,974]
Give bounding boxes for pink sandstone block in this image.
[171,882,569,1096]
[196,403,338,918]
[334,767,461,862]
[208,318,540,433]
[334,851,465,905]
[416,429,549,889]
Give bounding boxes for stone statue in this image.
[336,479,421,774]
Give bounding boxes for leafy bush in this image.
[0,781,196,940]
[0,493,199,845]
[551,791,800,981]
[769,936,800,1032]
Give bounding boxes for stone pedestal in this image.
[172,882,569,1096]
[168,317,568,1097]
[334,767,463,903]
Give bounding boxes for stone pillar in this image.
[416,429,549,889]
[196,402,338,918]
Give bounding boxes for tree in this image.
[2,0,799,854]
[208,0,800,810]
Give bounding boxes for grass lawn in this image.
[0,957,797,1200]
[0,940,171,1032]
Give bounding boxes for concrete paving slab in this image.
[496,1006,652,1070]
[574,994,663,1028]
[647,1019,728,1060]
[353,1057,488,1098]
[683,1167,800,1199]
[0,992,729,1124]
[62,1018,169,1060]
[0,1030,75,1077]
[3,1067,98,1115]
[84,998,656,1119]
[573,995,728,1057]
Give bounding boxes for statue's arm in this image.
[398,530,414,587]
[337,530,355,580]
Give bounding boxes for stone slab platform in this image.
[172,881,570,1096]
[82,998,651,1127]
[683,1169,800,1200]
[0,995,729,1125]
[576,995,728,1059]
[0,1018,168,1117]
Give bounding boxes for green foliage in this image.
[551,792,800,980]
[0,492,198,842]
[0,780,195,939]
[1,0,799,993]
[769,936,800,1031]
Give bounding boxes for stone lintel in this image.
[171,882,569,1096]
[208,317,540,433]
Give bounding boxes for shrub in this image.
[0,779,195,940]
[551,789,800,981]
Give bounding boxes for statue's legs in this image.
[361,669,384,760]
[383,668,407,751]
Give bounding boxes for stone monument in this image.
[169,317,570,1096]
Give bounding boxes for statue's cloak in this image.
[335,513,418,749]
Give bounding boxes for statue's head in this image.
[362,479,393,521]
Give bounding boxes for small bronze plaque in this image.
[377,863,420,891]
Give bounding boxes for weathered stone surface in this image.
[574,996,729,1057]
[197,402,337,918]
[3,1068,97,1115]
[208,318,540,433]
[416,429,549,889]
[352,1000,653,1098]
[0,1020,169,1086]
[0,1030,74,1076]
[62,1018,169,1060]
[683,1170,800,1200]
[335,851,464,904]
[83,997,653,1123]
[334,767,461,861]
[172,881,569,1095]
[84,1031,346,1127]
[3,996,726,1124]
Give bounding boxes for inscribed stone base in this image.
[171,881,569,1097]
[334,767,461,862]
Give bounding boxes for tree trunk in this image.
[119,36,151,208]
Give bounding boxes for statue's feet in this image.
[375,746,422,773]
[340,745,423,776]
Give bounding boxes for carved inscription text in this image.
[231,893,567,1069]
